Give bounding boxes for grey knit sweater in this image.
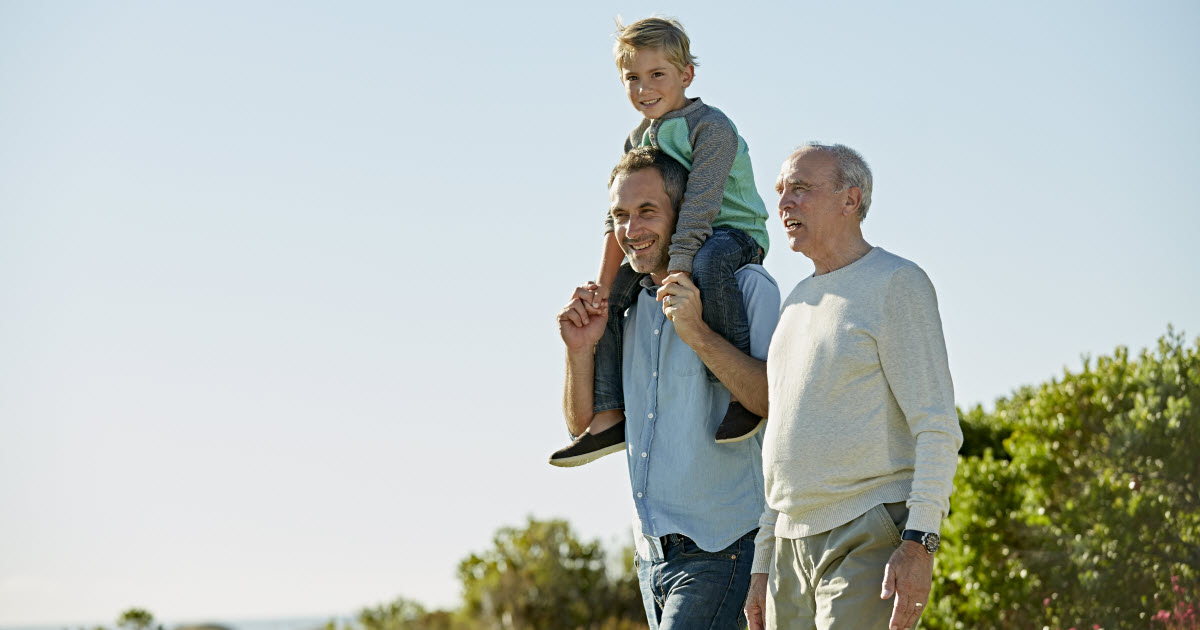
[752,247,962,574]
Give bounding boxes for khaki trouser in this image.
[766,502,910,630]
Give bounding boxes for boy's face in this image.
[620,48,693,121]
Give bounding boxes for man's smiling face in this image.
[610,167,677,281]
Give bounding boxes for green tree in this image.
[925,328,1200,629]
[326,518,646,630]
[325,596,471,630]
[357,597,428,630]
[116,609,161,630]
[458,517,646,629]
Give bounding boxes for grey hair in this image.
[609,146,688,212]
[801,142,874,222]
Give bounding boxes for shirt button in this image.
[653,329,659,335]
[652,371,657,377]
[648,413,654,419]
[641,452,647,458]
[637,492,643,498]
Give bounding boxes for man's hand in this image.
[656,272,708,343]
[880,541,934,630]
[558,281,608,352]
[744,572,768,630]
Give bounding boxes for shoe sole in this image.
[548,441,627,467]
[714,417,767,444]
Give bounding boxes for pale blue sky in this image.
[2,0,1198,625]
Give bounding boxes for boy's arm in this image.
[602,124,649,239]
[599,126,648,287]
[667,116,739,273]
[597,231,624,290]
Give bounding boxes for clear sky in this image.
[2,0,1198,625]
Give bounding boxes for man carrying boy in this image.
[558,147,779,628]
[550,16,772,466]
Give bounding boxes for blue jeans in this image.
[593,227,764,412]
[636,530,756,629]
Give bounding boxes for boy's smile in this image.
[620,48,694,121]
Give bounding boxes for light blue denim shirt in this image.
[623,265,780,559]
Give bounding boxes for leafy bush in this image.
[321,517,646,630]
[926,328,1200,629]
[457,517,646,629]
[323,596,473,630]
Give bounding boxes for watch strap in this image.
[900,529,939,553]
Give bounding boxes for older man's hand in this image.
[656,272,708,343]
[880,541,933,630]
[744,573,768,630]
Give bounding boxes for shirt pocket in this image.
[664,333,704,376]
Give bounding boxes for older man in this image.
[744,144,962,630]
[558,146,780,628]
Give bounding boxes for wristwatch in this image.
[901,529,940,554]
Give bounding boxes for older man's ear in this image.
[843,186,863,218]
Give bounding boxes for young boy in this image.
[549,17,771,467]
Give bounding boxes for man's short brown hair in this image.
[609,146,688,212]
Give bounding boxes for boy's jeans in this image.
[593,226,763,412]
[636,530,756,629]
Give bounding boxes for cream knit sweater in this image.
[752,247,962,574]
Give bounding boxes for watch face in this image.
[922,532,940,554]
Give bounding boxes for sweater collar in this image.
[659,97,704,121]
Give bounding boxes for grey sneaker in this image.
[548,420,626,467]
[714,402,766,444]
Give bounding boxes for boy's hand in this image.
[558,282,609,352]
[590,282,611,310]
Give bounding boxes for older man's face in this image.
[775,150,853,257]
[610,168,677,279]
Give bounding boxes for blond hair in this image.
[613,16,698,73]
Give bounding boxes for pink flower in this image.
[1043,598,1051,606]
[1154,610,1171,621]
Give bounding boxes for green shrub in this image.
[927,328,1200,629]
[458,517,646,629]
